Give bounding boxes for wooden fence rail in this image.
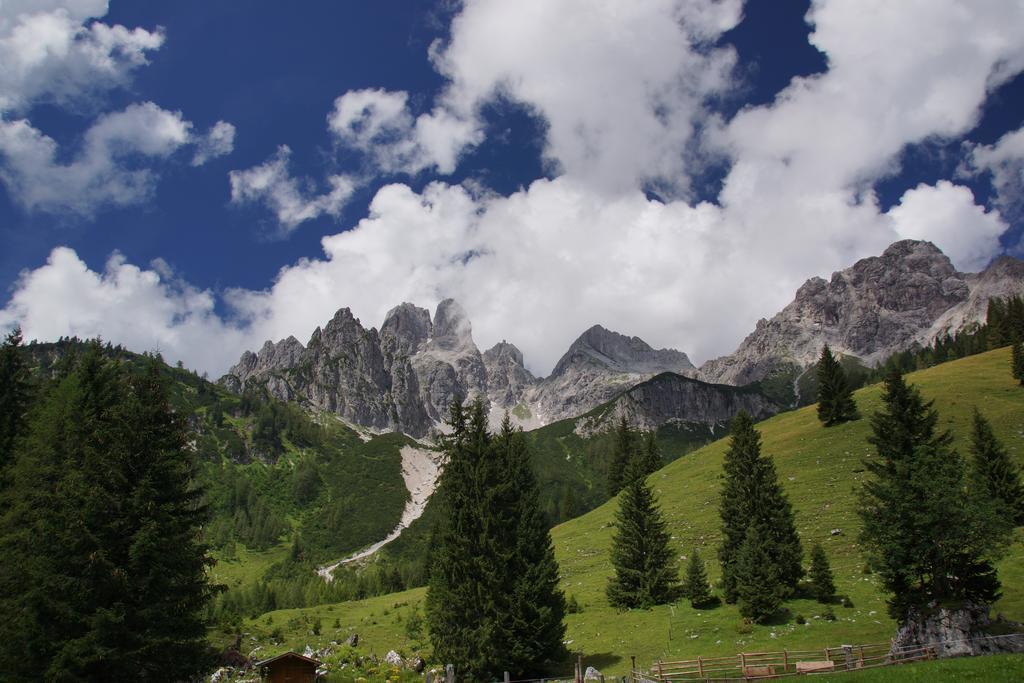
[630,642,938,681]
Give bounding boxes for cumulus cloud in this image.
[0,102,193,215]
[4,0,1024,377]
[430,0,742,195]
[0,1,164,113]
[963,127,1024,222]
[0,246,247,373]
[0,3,236,215]
[229,146,356,233]
[327,88,481,175]
[888,181,1007,271]
[191,120,236,166]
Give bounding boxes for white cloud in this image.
[0,246,247,373]
[0,1,164,113]
[431,0,742,195]
[191,120,236,166]
[327,88,481,175]
[964,126,1024,221]
[229,146,355,233]
[0,102,193,215]
[888,181,1007,272]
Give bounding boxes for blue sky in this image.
[1,0,1023,376]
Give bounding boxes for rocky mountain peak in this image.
[381,302,432,357]
[483,340,525,367]
[700,240,1023,387]
[431,298,473,348]
[551,324,693,378]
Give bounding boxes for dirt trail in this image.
[317,445,441,581]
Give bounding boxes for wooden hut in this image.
[256,651,322,683]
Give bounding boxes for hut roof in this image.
[254,651,322,668]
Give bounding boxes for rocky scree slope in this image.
[700,240,1024,387]
[222,303,699,437]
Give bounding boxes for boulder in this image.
[890,603,1024,658]
[385,650,404,667]
[584,665,604,680]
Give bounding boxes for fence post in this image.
[782,649,788,673]
[697,655,703,678]
[578,654,584,683]
[859,645,865,668]
[504,672,510,683]
[739,652,746,674]
[445,663,454,683]
[425,673,432,683]
[656,659,663,680]
[842,645,853,671]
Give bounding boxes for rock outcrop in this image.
[890,603,1024,658]
[700,240,1024,386]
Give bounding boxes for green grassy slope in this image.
[240,347,1024,676]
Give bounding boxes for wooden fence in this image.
[629,642,938,681]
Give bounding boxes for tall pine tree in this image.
[426,402,566,680]
[735,523,782,623]
[0,327,31,471]
[718,412,803,604]
[638,432,663,478]
[606,457,679,608]
[0,348,216,680]
[808,543,837,604]
[607,415,636,496]
[969,409,1024,526]
[1012,337,1024,386]
[816,344,859,426]
[858,368,1011,620]
[683,548,714,609]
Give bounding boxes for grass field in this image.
[240,347,1024,677]
[838,653,1024,681]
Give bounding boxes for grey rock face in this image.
[573,372,781,437]
[221,302,700,436]
[483,341,536,409]
[890,603,1024,658]
[700,240,1023,386]
[527,325,696,425]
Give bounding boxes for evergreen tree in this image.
[0,327,31,471]
[718,412,803,604]
[426,402,566,680]
[683,548,713,608]
[969,409,1024,526]
[735,524,782,623]
[606,456,679,609]
[808,543,837,603]
[638,432,663,478]
[0,348,216,680]
[816,344,859,426]
[1012,337,1024,386]
[607,415,636,496]
[858,367,1011,620]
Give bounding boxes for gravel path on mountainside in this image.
[317,445,441,580]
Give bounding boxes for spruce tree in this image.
[735,524,782,623]
[718,412,803,604]
[808,543,836,604]
[638,432,663,478]
[816,344,859,426]
[969,409,1024,526]
[683,548,713,608]
[0,326,31,471]
[858,368,1011,620]
[606,457,679,608]
[426,402,566,680]
[607,415,636,496]
[0,349,216,680]
[1012,337,1024,386]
